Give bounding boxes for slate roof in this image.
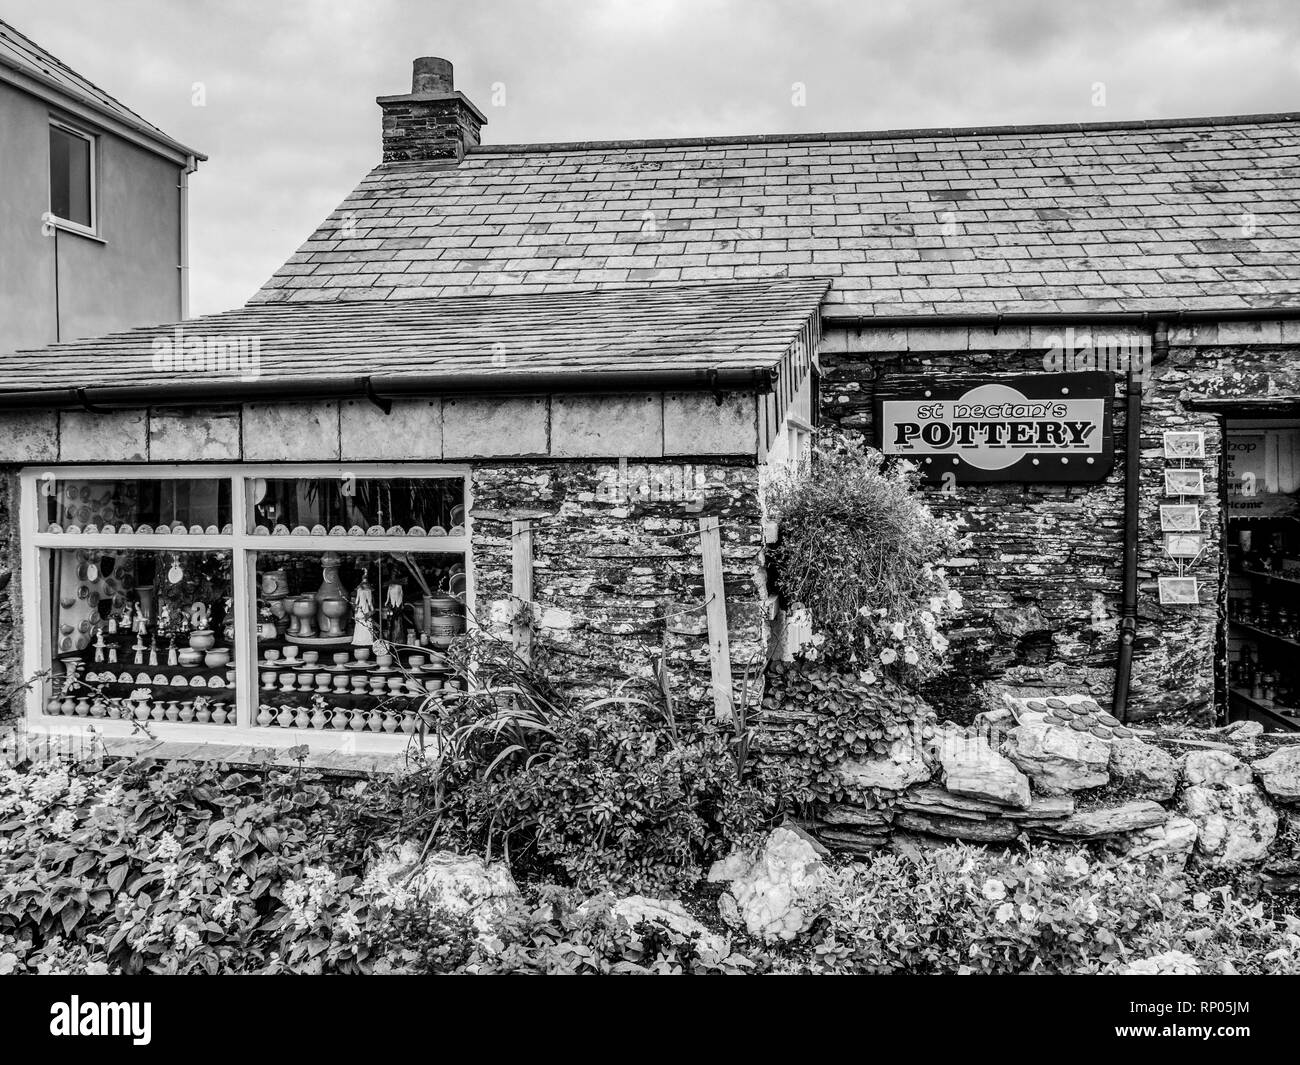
[0,279,828,406]
[253,113,1300,317]
[0,18,203,159]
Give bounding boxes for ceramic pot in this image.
[332,673,350,692]
[294,707,311,730]
[310,706,327,731]
[315,670,332,691]
[350,674,368,692]
[332,651,351,666]
[263,648,281,663]
[368,676,387,694]
[281,645,299,663]
[387,676,406,693]
[256,705,273,727]
[279,675,297,693]
[179,702,195,723]
[205,648,231,669]
[375,653,394,668]
[165,701,180,722]
[299,673,316,692]
[400,712,417,735]
[349,710,368,732]
[188,629,216,652]
[320,597,350,639]
[261,669,279,688]
[330,708,350,730]
[354,647,372,664]
[211,704,228,725]
[302,651,320,665]
[382,711,398,734]
[195,703,211,724]
[150,702,165,722]
[178,648,203,667]
[276,706,295,729]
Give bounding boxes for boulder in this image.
[1222,720,1265,740]
[612,895,728,956]
[713,825,829,943]
[814,826,891,855]
[837,739,931,793]
[1183,749,1251,788]
[1025,800,1166,839]
[1108,737,1179,800]
[1123,815,1199,865]
[1001,722,1110,794]
[933,730,1031,808]
[1252,747,1300,803]
[366,844,520,941]
[1182,784,1279,866]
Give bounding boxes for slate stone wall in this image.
[817,326,1300,725]
[470,460,770,712]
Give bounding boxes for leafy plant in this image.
[767,432,964,678]
[421,630,785,894]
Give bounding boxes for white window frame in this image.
[18,462,473,753]
[47,118,98,238]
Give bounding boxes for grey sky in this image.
[6,0,1299,315]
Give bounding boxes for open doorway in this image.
[1224,415,1300,732]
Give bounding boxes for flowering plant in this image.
[767,433,966,682]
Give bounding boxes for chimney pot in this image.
[412,56,454,95]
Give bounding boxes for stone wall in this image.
[819,323,1300,724]
[803,701,1300,890]
[470,460,770,710]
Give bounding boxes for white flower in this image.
[173,922,200,953]
[1192,892,1211,912]
[903,646,919,666]
[50,810,76,836]
[1063,854,1089,878]
[214,845,235,872]
[155,834,182,862]
[1019,903,1039,923]
[995,902,1015,924]
[947,589,963,609]
[929,596,945,613]
[859,670,877,685]
[1080,900,1099,924]
[857,606,871,618]
[336,911,361,941]
[890,621,906,640]
[879,648,898,665]
[212,895,237,926]
[982,878,1006,902]
[930,633,949,653]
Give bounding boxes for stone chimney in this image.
[378,57,487,164]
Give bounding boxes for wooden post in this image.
[698,515,734,721]
[511,520,534,663]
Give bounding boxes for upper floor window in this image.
[48,120,96,234]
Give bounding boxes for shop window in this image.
[23,465,469,750]
[48,121,96,233]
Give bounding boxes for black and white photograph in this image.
[1,0,1299,1036]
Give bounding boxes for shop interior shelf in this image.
[1238,566,1300,588]
[1227,619,1300,649]
[1229,687,1300,731]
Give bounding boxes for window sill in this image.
[98,735,411,776]
[45,218,106,244]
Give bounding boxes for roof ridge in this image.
[463,110,1300,156]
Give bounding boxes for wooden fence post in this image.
[698,515,735,721]
[512,520,533,663]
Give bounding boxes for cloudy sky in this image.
[6,0,1299,315]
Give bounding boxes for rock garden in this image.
[2,434,1299,975]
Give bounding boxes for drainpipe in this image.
[1113,319,1170,721]
[178,154,197,319]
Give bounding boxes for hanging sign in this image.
[875,372,1114,483]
